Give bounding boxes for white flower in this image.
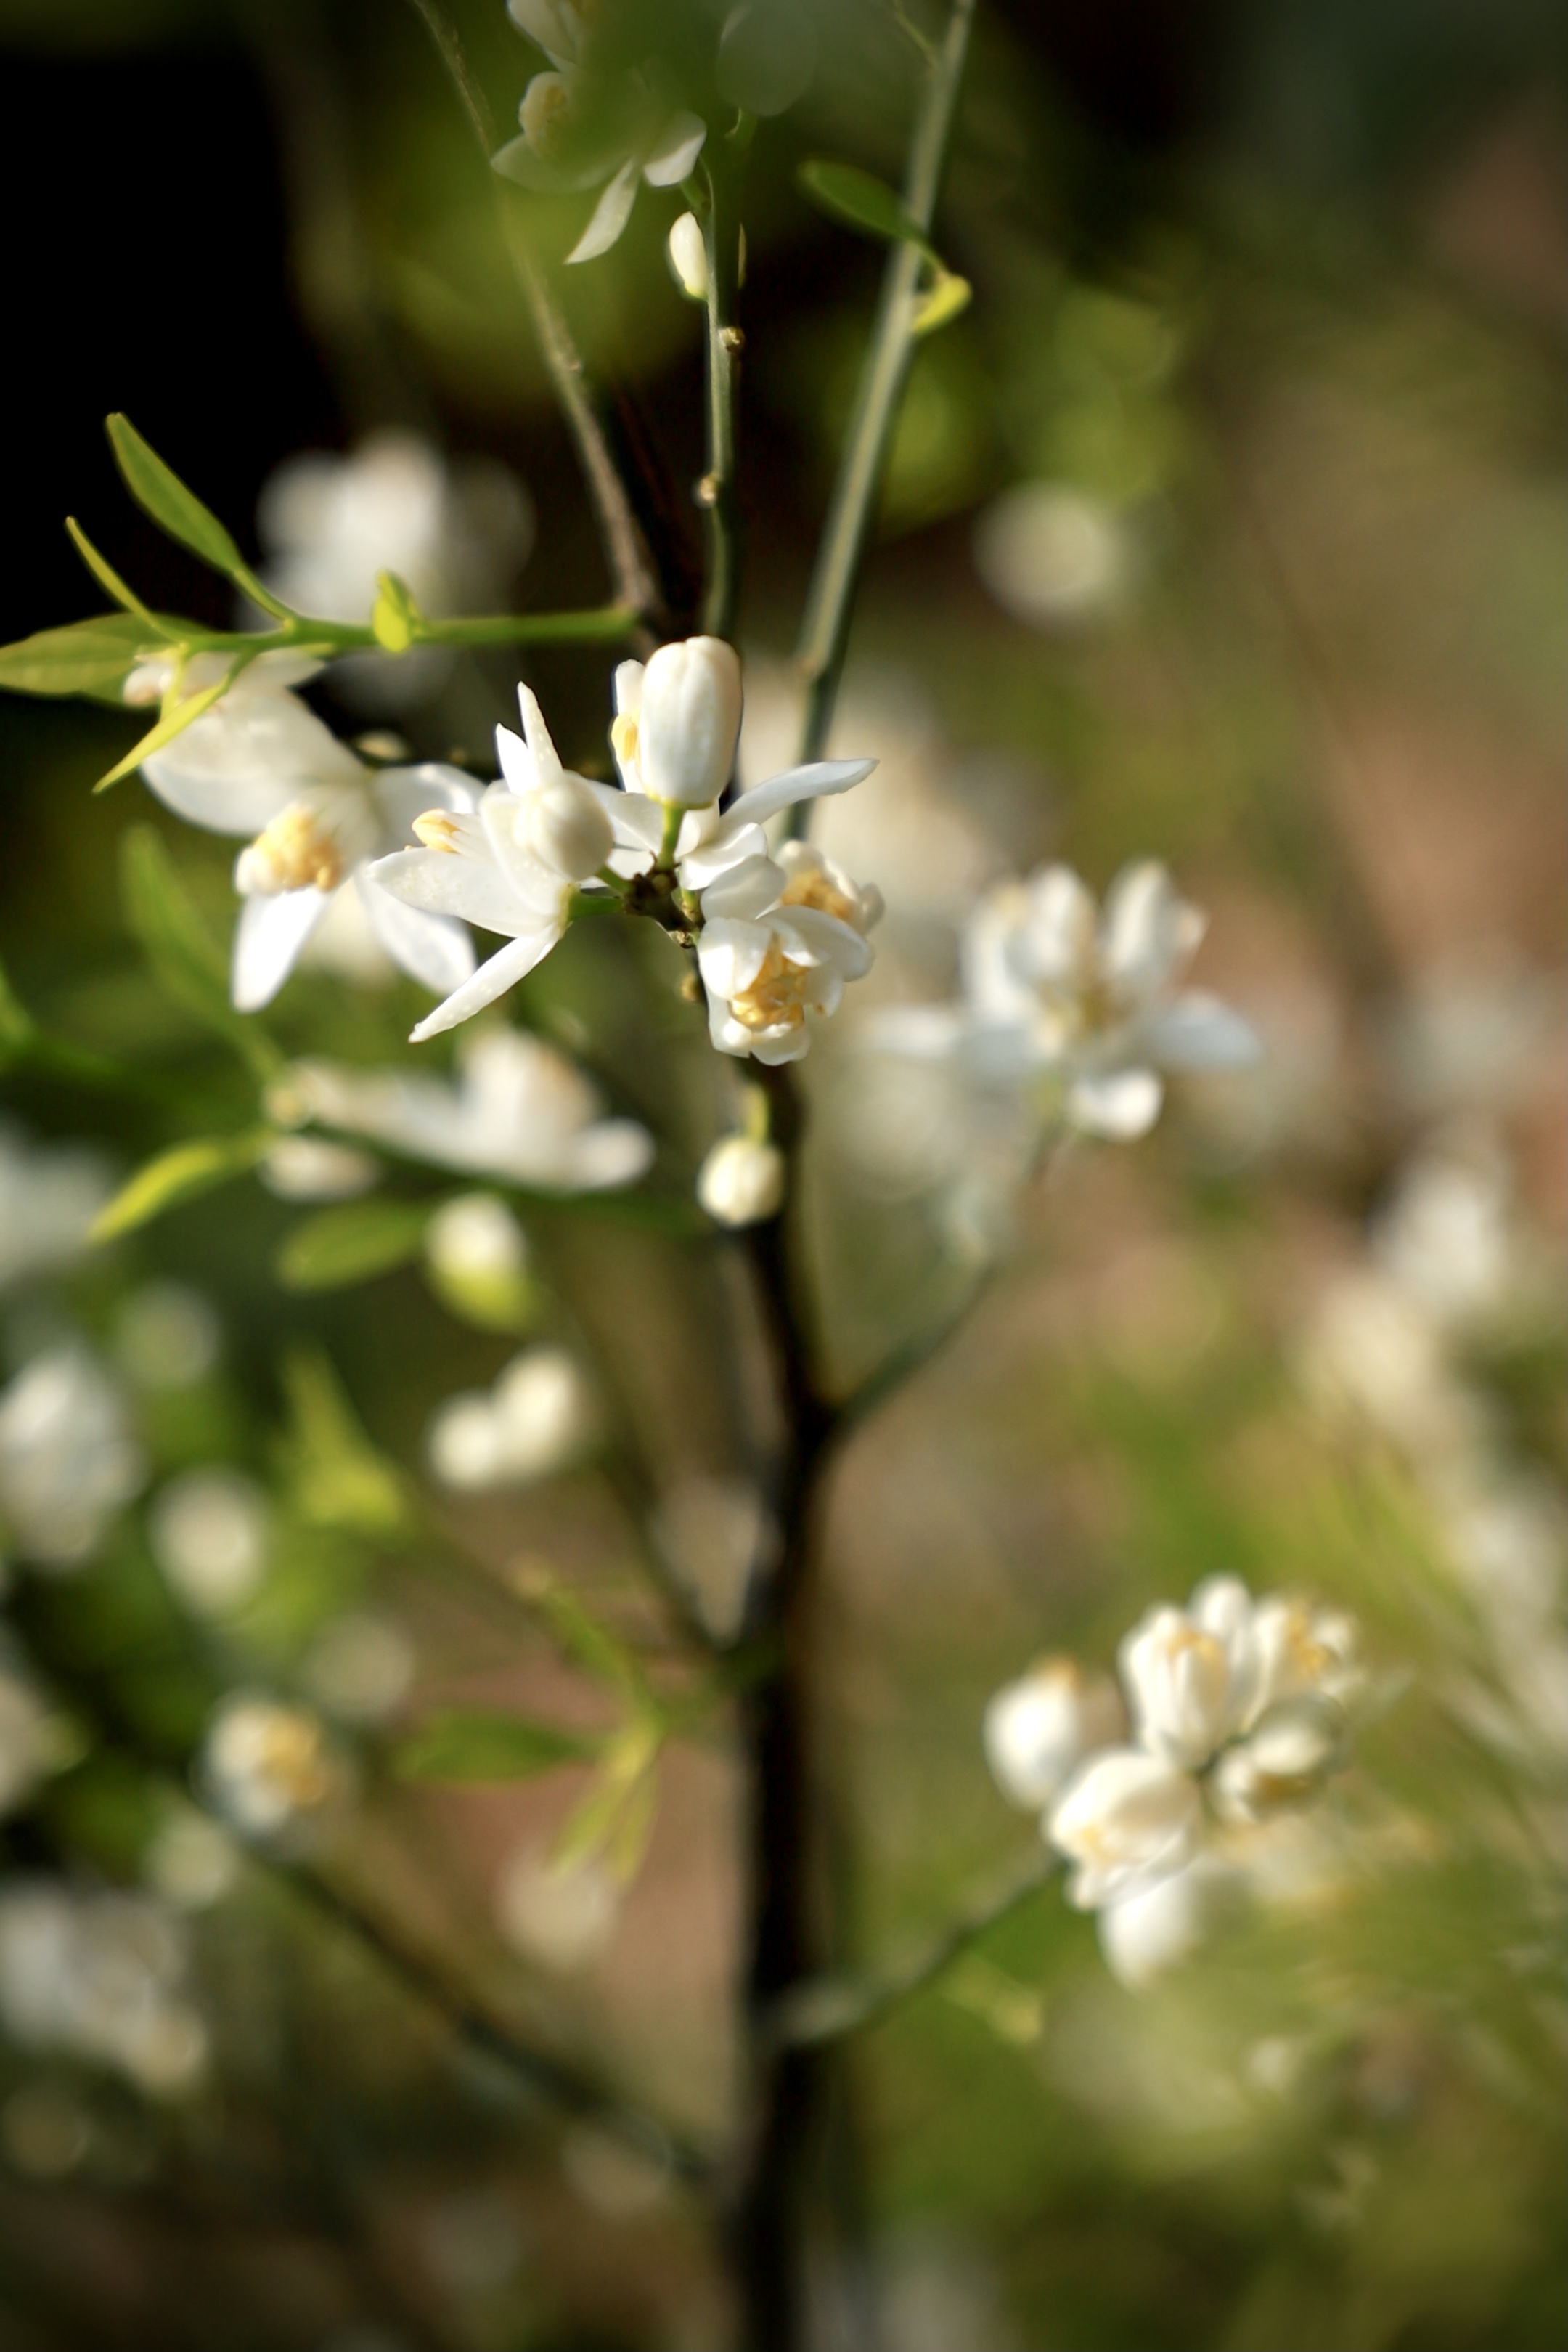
[696,1134,785,1225]
[139,654,479,1012]
[0,1346,145,1570]
[1048,1747,1202,1910]
[258,1134,380,1202]
[495,1843,619,1973]
[1372,1141,1525,1335]
[282,1025,652,1192]
[427,1347,595,1490]
[698,846,881,1065]
[492,31,706,267]
[200,1693,341,1840]
[879,860,1259,1139]
[983,1656,1126,1810]
[1249,1594,1362,1717]
[143,1809,240,1912]
[0,1881,207,2097]
[256,429,532,634]
[367,685,613,1042]
[974,483,1138,629]
[425,1192,530,1289]
[1210,1696,1349,1823]
[0,1123,111,1291]
[302,1610,415,1725]
[147,1468,269,1617]
[1118,1577,1262,1769]
[611,638,743,808]
[1097,1854,1240,1988]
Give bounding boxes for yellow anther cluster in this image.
[257,1714,335,1810]
[412,810,462,853]
[780,867,861,929]
[730,941,814,1033]
[610,711,640,773]
[246,803,344,893]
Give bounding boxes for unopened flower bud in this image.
[669,212,708,301]
[984,1657,1124,1810]
[1211,1696,1348,1823]
[516,770,613,882]
[697,1135,785,1226]
[1048,1747,1201,1911]
[633,637,743,807]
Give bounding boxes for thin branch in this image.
[698,150,745,640]
[403,0,660,622]
[833,1261,996,1440]
[786,0,977,828]
[285,1860,714,2181]
[767,1846,1061,2051]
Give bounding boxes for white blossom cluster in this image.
[987,1576,1365,1984]
[0,1881,208,2098]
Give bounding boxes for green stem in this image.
[698,158,744,641]
[785,0,976,834]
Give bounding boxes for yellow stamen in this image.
[258,1716,333,1809]
[610,711,640,773]
[245,802,344,893]
[780,866,860,928]
[413,810,462,853]
[730,940,814,1033]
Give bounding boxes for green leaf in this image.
[120,824,279,1078]
[279,1346,409,1536]
[0,949,36,1065]
[518,1570,649,1701]
[277,1199,430,1293]
[65,517,163,625]
[93,661,246,794]
[0,615,152,701]
[797,160,940,268]
[371,570,420,654]
[106,413,246,582]
[912,268,972,335]
[90,1129,269,1242]
[396,1709,597,1782]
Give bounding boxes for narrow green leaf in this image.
[106,413,245,579]
[396,1709,597,1782]
[371,570,420,654]
[519,1571,649,1700]
[912,268,972,335]
[797,159,941,269]
[277,1199,430,1293]
[65,517,163,625]
[279,1346,409,1536]
[0,616,152,701]
[120,823,277,1078]
[94,666,241,794]
[0,949,37,1064]
[90,1129,269,1242]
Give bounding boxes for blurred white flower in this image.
[0,1345,145,1569]
[259,1134,380,1203]
[427,1346,595,1491]
[0,1123,112,1291]
[143,1807,240,1912]
[283,1026,652,1192]
[138,654,479,1012]
[113,1282,221,1392]
[1096,1853,1241,1989]
[698,849,880,1066]
[1372,1138,1530,1336]
[492,34,706,266]
[973,483,1137,628]
[1377,950,1561,1118]
[984,1657,1125,1810]
[1296,1269,1482,1460]
[697,1133,785,1225]
[369,684,613,1042]
[1211,1696,1349,1823]
[1249,1594,1363,1717]
[147,1468,269,1617]
[650,1473,772,1640]
[1048,1748,1203,1910]
[302,1611,415,1725]
[200,1693,341,1840]
[0,1881,207,2097]
[257,429,532,638]
[495,1843,619,1972]
[1118,1577,1263,1769]
[878,861,1258,1139]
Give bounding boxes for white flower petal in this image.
[641,109,707,186]
[232,889,330,1011]
[494,723,534,794]
[700,854,785,923]
[408,927,565,1043]
[372,764,481,842]
[696,916,771,1002]
[584,780,663,856]
[1101,862,1203,998]
[1146,991,1262,1070]
[775,905,874,982]
[368,847,539,937]
[560,1119,656,1189]
[355,873,475,996]
[718,757,875,835]
[681,822,769,889]
[1068,1067,1164,1139]
[566,156,641,263]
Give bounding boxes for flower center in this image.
[257,1717,333,1809]
[238,802,346,895]
[780,868,860,928]
[412,810,463,853]
[730,941,814,1032]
